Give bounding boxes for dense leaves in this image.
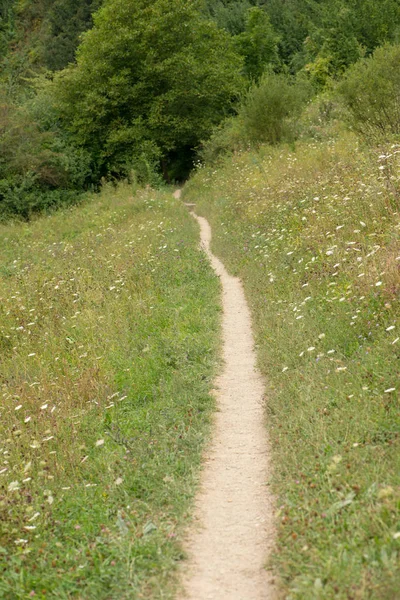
[339,44,400,143]
[53,0,243,180]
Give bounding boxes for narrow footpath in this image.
[178,197,275,600]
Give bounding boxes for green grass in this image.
[184,132,400,599]
[0,184,220,599]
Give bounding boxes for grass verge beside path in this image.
[0,184,220,599]
[184,133,400,599]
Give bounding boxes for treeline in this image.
[1,0,400,218]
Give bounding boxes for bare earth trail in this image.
[175,191,275,600]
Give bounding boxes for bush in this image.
[0,87,93,219]
[200,72,311,163]
[0,175,83,221]
[240,71,310,145]
[339,44,400,143]
[199,116,247,164]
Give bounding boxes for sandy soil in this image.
[177,196,275,600]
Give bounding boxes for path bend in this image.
[179,209,275,600]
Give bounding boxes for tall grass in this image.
[0,184,220,598]
[185,132,400,598]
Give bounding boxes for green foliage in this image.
[239,71,309,145]
[304,5,364,88]
[262,0,400,79]
[53,0,244,181]
[339,44,400,143]
[234,7,280,80]
[201,71,311,162]
[0,0,100,95]
[0,85,92,219]
[203,0,254,35]
[199,115,246,164]
[0,0,15,59]
[42,0,101,71]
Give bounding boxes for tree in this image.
[42,0,101,71]
[234,7,280,81]
[0,0,15,60]
[203,0,254,35]
[53,0,243,180]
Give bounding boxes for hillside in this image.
[184,131,400,597]
[0,185,220,598]
[1,0,400,598]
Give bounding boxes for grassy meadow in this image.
[184,132,400,599]
[0,185,220,599]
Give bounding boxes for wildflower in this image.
[8,481,20,492]
[95,439,105,447]
[28,512,40,522]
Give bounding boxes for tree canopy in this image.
[53,0,244,180]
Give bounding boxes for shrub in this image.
[0,87,93,219]
[240,71,310,145]
[199,115,247,164]
[339,44,400,143]
[200,72,311,163]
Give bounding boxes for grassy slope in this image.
[184,133,400,599]
[0,184,220,599]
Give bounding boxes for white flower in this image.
[8,481,20,492]
[95,439,105,447]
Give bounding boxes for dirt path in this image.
[177,194,275,600]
